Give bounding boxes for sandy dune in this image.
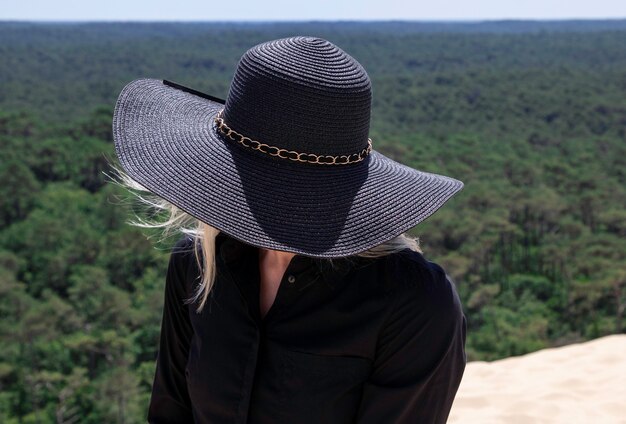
[448,334,626,423]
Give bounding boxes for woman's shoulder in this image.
[397,248,449,285]
[375,248,463,316]
[171,233,196,255]
[168,234,200,271]
[371,247,446,284]
[166,234,201,296]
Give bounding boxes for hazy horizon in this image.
[3,0,626,22]
[3,18,626,23]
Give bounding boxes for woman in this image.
[110,36,467,423]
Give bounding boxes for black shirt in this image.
[147,232,467,423]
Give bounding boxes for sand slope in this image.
[448,334,626,423]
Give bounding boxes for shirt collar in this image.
[216,232,356,289]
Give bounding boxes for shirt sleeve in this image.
[147,236,195,423]
[354,256,467,424]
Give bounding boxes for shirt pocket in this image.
[280,349,372,421]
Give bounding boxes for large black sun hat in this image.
[112,35,464,258]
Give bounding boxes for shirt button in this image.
[287,274,296,283]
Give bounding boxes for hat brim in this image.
[112,78,463,257]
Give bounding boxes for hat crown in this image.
[222,36,372,158]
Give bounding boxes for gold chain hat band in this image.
[214,109,372,165]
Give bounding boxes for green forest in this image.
[1,21,625,422]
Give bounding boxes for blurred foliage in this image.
[0,21,625,422]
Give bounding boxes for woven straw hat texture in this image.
[112,36,464,257]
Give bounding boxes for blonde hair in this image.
[105,162,422,314]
